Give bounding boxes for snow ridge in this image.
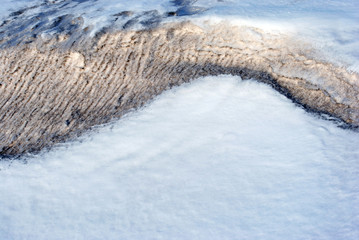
[0,22,358,156]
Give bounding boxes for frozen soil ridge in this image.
[0,21,358,156]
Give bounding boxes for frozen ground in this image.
[1,76,359,239]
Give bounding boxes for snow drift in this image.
[1,76,358,240]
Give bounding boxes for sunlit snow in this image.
[1,0,359,239]
[1,76,358,239]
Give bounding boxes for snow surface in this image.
[192,0,359,71]
[1,76,358,240]
[1,1,359,239]
[0,0,40,19]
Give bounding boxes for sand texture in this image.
[1,22,358,156]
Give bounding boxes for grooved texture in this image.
[1,22,358,155]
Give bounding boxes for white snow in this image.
[1,1,359,239]
[1,76,358,240]
[0,0,40,19]
[191,0,359,71]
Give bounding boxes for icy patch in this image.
[1,76,358,239]
[0,0,41,20]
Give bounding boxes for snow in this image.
[1,0,359,239]
[0,0,40,19]
[191,0,359,71]
[1,76,358,240]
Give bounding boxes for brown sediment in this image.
[0,22,358,156]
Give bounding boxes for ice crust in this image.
[0,0,40,19]
[1,76,358,239]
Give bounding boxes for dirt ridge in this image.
[1,22,358,156]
